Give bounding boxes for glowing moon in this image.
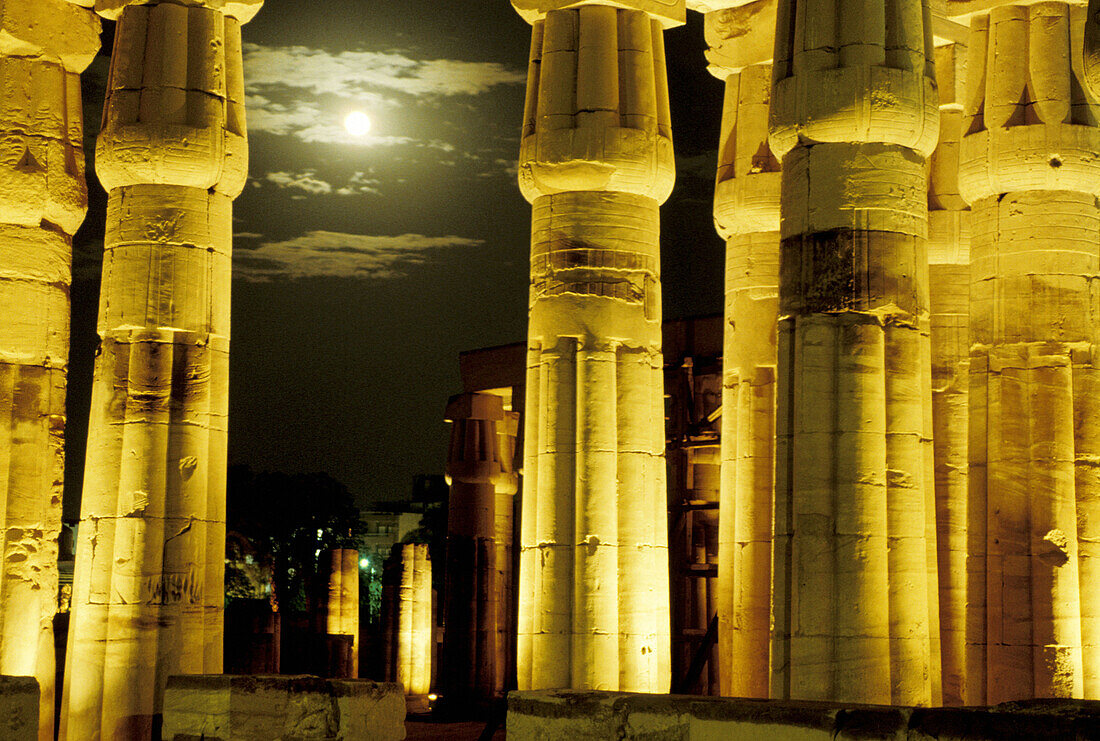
[344,111,372,137]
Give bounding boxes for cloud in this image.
[335,171,382,196]
[242,43,525,147]
[266,170,334,195]
[260,170,383,197]
[244,44,527,99]
[234,231,483,281]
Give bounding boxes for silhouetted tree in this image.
[226,465,364,611]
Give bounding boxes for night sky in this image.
[65,0,726,515]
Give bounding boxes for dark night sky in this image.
[65,1,726,515]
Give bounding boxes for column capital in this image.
[512,0,685,28]
[945,0,1086,21]
[704,0,776,79]
[95,0,262,22]
[0,0,99,73]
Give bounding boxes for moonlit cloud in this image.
[261,170,383,197]
[244,44,527,99]
[266,170,334,195]
[234,231,483,281]
[242,44,525,147]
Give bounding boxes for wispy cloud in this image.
[266,170,334,195]
[261,170,383,197]
[244,44,527,99]
[234,230,483,281]
[243,43,525,147]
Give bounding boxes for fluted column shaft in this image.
[442,392,503,710]
[494,409,520,695]
[928,31,971,707]
[513,0,679,692]
[326,548,360,676]
[397,542,432,696]
[0,4,98,739]
[61,2,259,738]
[769,0,941,705]
[952,0,1100,702]
[706,0,780,701]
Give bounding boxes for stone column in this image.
[705,0,779,700]
[928,23,971,706]
[0,3,98,739]
[397,542,432,696]
[769,0,941,705]
[61,1,260,738]
[952,0,1100,703]
[326,548,360,677]
[494,408,520,694]
[511,0,680,692]
[441,392,503,710]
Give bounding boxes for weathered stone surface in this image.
[515,2,672,693]
[0,676,39,741]
[507,690,1100,740]
[161,675,406,741]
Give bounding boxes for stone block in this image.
[162,675,406,741]
[507,691,1100,740]
[0,676,38,741]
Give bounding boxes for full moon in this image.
[344,111,372,137]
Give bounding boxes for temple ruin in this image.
[1,0,1100,737]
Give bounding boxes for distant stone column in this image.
[512,0,680,693]
[61,1,261,739]
[441,392,503,710]
[927,30,970,707]
[397,543,432,696]
[953,0,1100,703]
[769,0,941,705]
[326,548,360,677]
[0,3,98,739]
[705,0,779,701]
[494,408,520,694]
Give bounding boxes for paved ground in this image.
[404,715,506,740]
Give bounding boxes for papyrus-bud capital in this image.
[704,0,776,79]
[95,0,262,22]
[0,0,100,73]
[512,0,685,27]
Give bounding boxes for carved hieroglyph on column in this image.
[952,0,1100,703]
[928,23,971,707]
[442,392,503,709]
[61,1,260,739]
[397,542,432,696]
[769,0,941,705]
[326,548,360,676]
[512,0,680,692]
[705,0,779,700]
[0,3,98,739]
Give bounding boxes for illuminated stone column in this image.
[953,0,1100,703]
[0,3,98,739]
[398,542,432,696]
[441,392,503,709]
[512,0,680,692]
[61,1,260,738]
[928,25,971,707]
[326,548,360,676]
[494,408,520,694]
[705,0,779,700]
[769,0,941,705]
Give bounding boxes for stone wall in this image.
[162,675,405,741]
[507,689,1100,740]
